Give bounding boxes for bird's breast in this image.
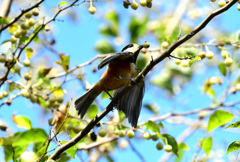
[99,60,135,91]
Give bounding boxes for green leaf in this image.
[218,63,227,76]
[178,142,189,150]
[161,134,178,155]
[226,121,240,129]
[0,17,11,25]
[19,36,29,45]
[101,91,113,99]
[55,54,69,72]
[129,16,148,43]
[227,141,240,154]
[207,110,234,133]
[95,40,115,54]
[60,141,77,158]
[12,115,32,129]
[25,47,33,59]
[86,104,98,119]
[206,87,215,99]
[144,120,160,133]
[106,10,119,25]
[38,96,46,108]
[189,56,201,67]
[144,104,159,114]
[59,1,67,7]
[100,25,118,37]
[201,136,212,155]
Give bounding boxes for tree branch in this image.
[49,0,238,160]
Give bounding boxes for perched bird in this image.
[75,43,145,127]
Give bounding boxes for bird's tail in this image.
[113,79,145,128]
[75,84,102,118]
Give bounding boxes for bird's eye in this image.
[122,44,134,52]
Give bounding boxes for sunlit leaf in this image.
[218,63,227,76]
[207,110,234,133]
[201,136,212,155]
[86,104,98,119]
[144,120,160,133]
[226,121,240,129]
[38,96,46,108]
[95,40,115,54]
[19,36,29,44]
[106,10,119,25]
[100,25,118,37]
[227,141,240,154]
[8,24,18,34]
[53,88,64,97]
[162,134,178,155]
[59,1,67,7]
[144,104,159,114]
[206,87,215,99]
[25,47,33,59]
[101,91,113,99]
[178,142,189,150]
[189,56,201,67]
[60,141,77,158]
[12,115,32,129]
[55,54,69,72]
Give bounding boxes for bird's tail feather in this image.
[75,84,102,118]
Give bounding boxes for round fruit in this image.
[10,36,17,43]
[2,91,9,97]
[23,59,31,67]
[98,128,107,137]
[32,8,39,16]
[20,89,28,97]
[140,0,147,6]
[236,83,240,91]
[225,39,231,45]
[143,41,150,48]
[147,0,152,2]
[21,22,28,30]
[181,60,189,67]
[27,18,35,27]
[7,56,14,63]
[146,2,152,8]
[127,130,135,138]
[164,144,172,152]
[206,51,214,59]
[237,4,240,11]
[114,129,120,135]
[210,0,216,2]
[156,142,163,150]
[0,93,3,99]
[143,132,151,140]
[198,51,206,58]
[88,6,96,14]
[30,95,38,103]
[49,96,56,104]
[224,57,233,67]
[14,65,21,73]
[131,1,138,10]
[151,134,159,141]
[161,41,169,48]
[221,50,229,59]
[52,101,60,108]
[20,29,27,36]
[56,96,64,103]
[25,12,32,19]
[174,59,182,65]
[199,110,207,119]
[0,55,6,63]
[14,30,21,38]
[45,25,50,31]
[24,73,32,80]
[118,130,126,137]
[218,0,226,7]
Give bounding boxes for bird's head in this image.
[121,43,144,64]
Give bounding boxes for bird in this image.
[74,43,145,128]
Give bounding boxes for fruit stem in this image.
[90,0,93,7]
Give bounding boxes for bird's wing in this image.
[98,52,134,69]
[112,79,145,128]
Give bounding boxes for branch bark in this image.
[49,0,238,160]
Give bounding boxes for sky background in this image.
[0,0,240,161]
